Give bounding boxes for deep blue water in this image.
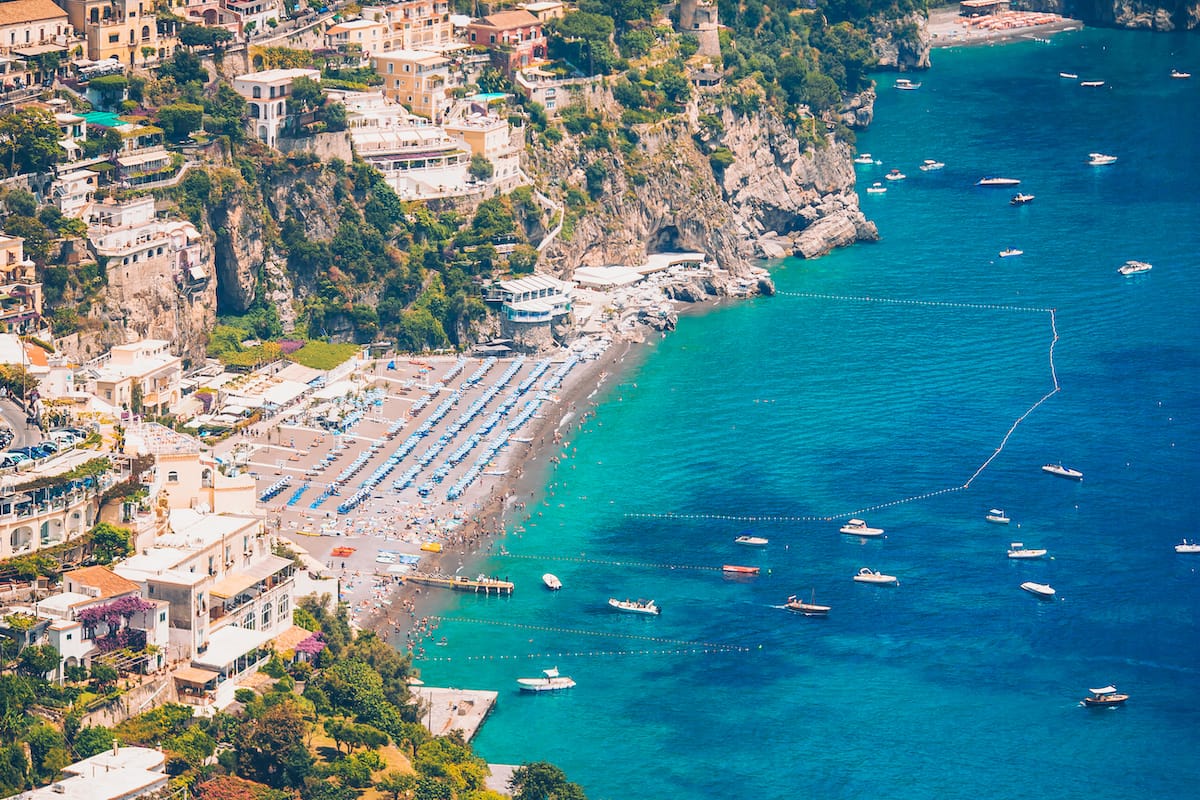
[421,29,1200,800]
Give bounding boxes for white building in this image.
[10,745,168,800]
[83,338,183,415]
[86,196,206,293]
[231,68,321,147]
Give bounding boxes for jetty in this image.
[406,572,515,595]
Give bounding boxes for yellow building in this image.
[371,49,458,121]
[62,0,160,65]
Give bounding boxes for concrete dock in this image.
[411,685,499,741]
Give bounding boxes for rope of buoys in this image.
[492,553,723,571]
[416,645,751,662]
[428,615,736,649]
[775,291,1052,313]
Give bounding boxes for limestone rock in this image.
[869,12,932,71]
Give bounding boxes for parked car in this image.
[38,440,59,454]
[3,452,30,464]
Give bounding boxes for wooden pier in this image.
[406,573,514,595]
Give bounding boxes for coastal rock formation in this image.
[1015,0,1199,29]
[869,11,933,70]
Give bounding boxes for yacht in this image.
[734,534,769,547]
[785,592,830,616]
[1059,72,1079,79]
[608,597,661,615]
[1010,193,1035,205]
[1008,542,1047,559]
[1117,260,1152,276]
[1170,69,1191,79]
[1042,463,1083,480]
[1175,539,1200,554]
[1020,581,1056,598]
[895,78,921,90]
[919,159,945,171]
[986,509,1011,525]
[853,567,899,586]
[854,153,876,165]
[977,177,1021,187]
[542,573,562,591]
[1088,153,1118,166]
[866,182,887,194]
[999,248,1024,258]
[1080,80,1105,87]
[1082,685,1128,707]
[517,667,576,693]
[885,169,907,181]
[839,519,884,537]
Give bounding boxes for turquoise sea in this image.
[421,28,1200,800]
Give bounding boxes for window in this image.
[278,596,289,617]
[252,86,261,98]
[261,606,271,628]
[66,633,72,640]
[109,34,120,43]
[159,611,166,622]
[243,611,255,630]
[167,471,178,482]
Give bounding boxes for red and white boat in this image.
[722,565,761,575]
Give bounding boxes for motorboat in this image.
[1080,80,1105,87]
[1088,152,1118,166]
[1171,69,1191,79]
[853,567,899,586]
[866,182,887,194]
[1010,193,1035,205]
[1020,581,1056,598]
[1082,685,1128,707]
[608,597,661,615]
[1175,539,1200,554]
[839,518,884,537]
[986,509,1011,524]
[1059,72,1079,79]
[785,592,830,616]
[1008,542,1047,559]
[885,169,907,181]
[735,534,769,547]
[517,667,576,693]
[854,153,875,165]
[977,177,1021,187]
[542,573,562,591]
[1042,463,1083,480]
[999,248,1024,258]
[919,159,945,171]
[895,78,921,90]
[1117,260,1152,276]
[722,564,761,575]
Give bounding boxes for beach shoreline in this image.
[928,7,1082,49]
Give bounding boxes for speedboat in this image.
[1175,539,1200,554]
[785,592,830,616]
[853,567,899,586]
[735,534,769,547]
[986,509,1011,524]
[1170,69,1191,79]
[1010,193,1035,205]
[608,597,661,615]
[977,177,1021,187]
[885,169,906,181]
[839,518,884,537]
[919,159,945,171]
[543,573,562,591]
[999,248,1023,258]
[895,78,921,90]
[1059,72,1079,79]
[866,182,887,194]
[1088,153,1118,166]
[722,564,761,575]
[517,667,576,693]
[1042,463,1083,480]
[1117,260,1152,276]
[1008,542,1047,559]
[1020,581,1056,598]
[1080,80,1105,87]
[1082,685,1128,707]
[854,153,875,165]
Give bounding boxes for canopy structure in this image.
[192,626,273,672]
[1089,685,1118,695]
[173,666,220,686]
[209,555,292,599]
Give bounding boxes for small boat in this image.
[722,564,761,575]
[1010,193,1035,205]
[785,591,830,616]
[1117,260,1152,276]
[866,182,887,194]
[919,159,945,171]
[1020,581,1056,598]
[853,567,898,586]
[436,637,449,646]
[608,597,661,615]
[1080,80,1105,87]
[1175,539,1200,554]
[734,534,769,547]
[986,509,1011,525]
[1042,463,1083,480]
[854,153,875,165]
[885,169,907,181]
[1088,152,1118,166]
[1008,542,1048,559]
[517,667,576,693]
[1059,72,1079,79]
[1082,685,1128,707]
[542,573,562,591]
[839,518,884,537]
[977,177,1021,187]
[1170,69,1191,79]
[895,78,921,90]
[999,248,1024,258]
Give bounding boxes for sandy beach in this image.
[928,6,1082,48]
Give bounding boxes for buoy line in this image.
[415,645,751,663]
[428,615,740,650]
[775,291,1052,313]
[493,553,723,571]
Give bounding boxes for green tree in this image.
[289,76,324,113]
[73,726,115,758]
[377,771,416,800]
[16,645,59,679]
[509,762,588,800]
[158,103,205,142]
[159,50,208,85]
[25,724,67,781]
[89,522,132,565]
[163,726,215,774]
[0,743,28,796]
[547,12,620,76]
[235,698,312,788]
[413,734,489,795]
[4,189,36,217]
[89,75,128,109]
[468,154,494,182]
[2,215,52,263]
[90,662,119,690]
[0,108,64,175]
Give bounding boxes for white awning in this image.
[193,626,273,671]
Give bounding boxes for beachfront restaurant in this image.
[959,0,1009,16]
[491,275,572,323]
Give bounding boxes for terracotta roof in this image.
[0,0,69,26]
[64,566,141,600]
[476,9,539,30]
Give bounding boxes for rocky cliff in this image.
[869,11,933,71]
[1014,0,1200,28]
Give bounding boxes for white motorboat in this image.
[517,667,576,693]
[734,534,769,547]
[977,177,1021,187]
[986,509,1011,525]
[895,78,921,90]
[839,519,884,537]
[1080,80,1105,87]
[919,159,945,171]
[608,597,661,615]
[1020,581,1056,598]
[1117,260,1152,276]
[1088,152,1118,166]
[1082,685,1129,707]
[1175,539,1200,554]
[866,182,887,194]
[999,248,1024,258]
[1010,193,1035,205]
[542,573,562,591]
[785,591,830,616]
[1171,69,1191,79]
[1008,542,1047,559]
[1042,463,1083,480]
[1059,72,1079,79]
[854,153,875,165]
[885,169,907,182]
[853,567,899,585]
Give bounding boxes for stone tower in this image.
[677,0,721,57]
